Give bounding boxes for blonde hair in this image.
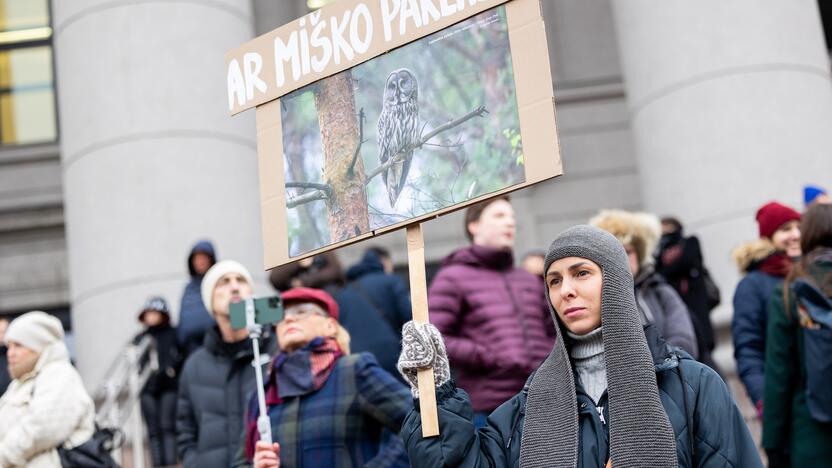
[589,209,661,266]
[335,323,351,354]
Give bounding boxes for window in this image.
[0,0,55,146]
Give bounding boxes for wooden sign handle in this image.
[406,223,440,437]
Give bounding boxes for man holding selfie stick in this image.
[176,260,276,468]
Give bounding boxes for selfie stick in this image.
[245,297,273,445]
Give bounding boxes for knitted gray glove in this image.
[397,321,451,397]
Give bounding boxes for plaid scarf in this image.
[244,336,342,459]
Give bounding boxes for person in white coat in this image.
[0,311,95,468]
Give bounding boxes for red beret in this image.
[281,287,339,322]
[756,201,801,239]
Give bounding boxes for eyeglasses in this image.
[281,304,329,322]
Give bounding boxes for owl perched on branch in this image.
[377,68,419,208]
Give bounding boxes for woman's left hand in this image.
[253,441,281,468]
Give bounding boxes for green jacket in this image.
[403,335,761,467]
[762,279,832,464]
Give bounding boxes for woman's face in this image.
[624,243,640,275]
[6,340,39,378]
[546,256,603,336]
[276,302,337,352]
[770,220,801,257]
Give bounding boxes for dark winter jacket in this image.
[636,266,699,358]
[402,329,762,467]
[428,245,555,412]
[233,353,411,468]
[134,324,182,395]
[336,251,411,378]
[177,240,216,356]
[731,239,785,406]
[763,257,832,465]
[0,346,9,396]
[176,326,276,468]
[656,234,715,359]
[269,252,344,295]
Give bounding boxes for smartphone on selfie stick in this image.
[229,296,284,445]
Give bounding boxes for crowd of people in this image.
[0,186,830,467]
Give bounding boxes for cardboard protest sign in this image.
[227,0,561,269]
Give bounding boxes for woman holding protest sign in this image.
[763,203,832,467]
[237,287,411,468]
[397,225,761,467]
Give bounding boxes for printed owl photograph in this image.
[280,6,524,257]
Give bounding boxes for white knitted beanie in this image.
[6,311,65,353]
[200,260,254,316]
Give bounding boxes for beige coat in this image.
[0,342,94,468]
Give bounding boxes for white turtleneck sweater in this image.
[567,327,607,406]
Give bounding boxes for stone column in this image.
[611,1,832,336]
[53,1,266,388]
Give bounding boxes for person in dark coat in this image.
[177,240,217,357]
[0,317,10,395]
[428,197,555,428]
[591,209,698,357]
[336,247,411,378]
[238,287,411,468]
[269,252,345,296]
[397,225,762,467]
[763,203,832,466]
[134,296,182,467]
[176,260,276,468]
[655,217,719,369]
[731,201,801,412]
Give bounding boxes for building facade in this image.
[1,0,831,405]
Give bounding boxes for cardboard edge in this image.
[258,0,563,270]
[256,101,289,270]
[227,0,513,115]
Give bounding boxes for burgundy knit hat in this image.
[756,201,801,239]
[281,287,339,322]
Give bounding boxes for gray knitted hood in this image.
[519,225,676,467]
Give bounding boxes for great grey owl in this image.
[377,68,419,208]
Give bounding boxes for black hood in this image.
[188,240,216,278]
[346,250,385,280]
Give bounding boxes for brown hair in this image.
[783,203,832,312]
[660,216,683,233]
[463,195,510,242]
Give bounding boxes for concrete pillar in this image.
[252,0,309,35]
[610,1,832,347]
[53,1,267,389]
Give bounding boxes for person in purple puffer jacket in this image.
[428,196,555,428]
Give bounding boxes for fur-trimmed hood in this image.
[589,209,661,267]
[732,239,777,273]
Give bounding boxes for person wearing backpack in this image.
[655,217,720,370]
[763,203,832,466]
[590,209,699,358]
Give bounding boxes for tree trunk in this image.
[315,70,370,243]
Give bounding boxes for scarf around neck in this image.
[758,251,793,277]
[521,226,676,468]
[244,336,343,459]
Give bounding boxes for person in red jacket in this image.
[428,196,554,428]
